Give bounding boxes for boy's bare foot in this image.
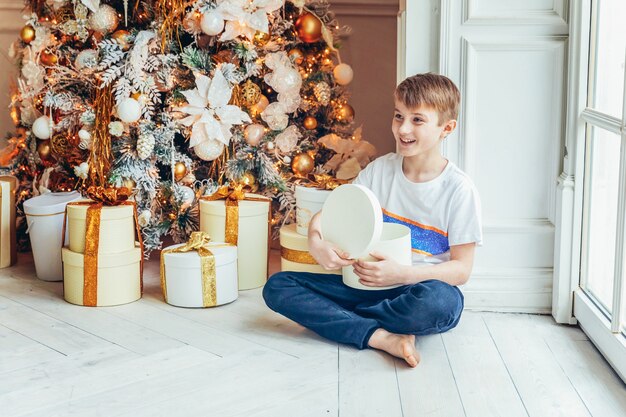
[368,328,420,367]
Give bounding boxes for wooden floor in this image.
[1,253,626,417]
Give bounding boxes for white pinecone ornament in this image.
[314,81,331,106]
[137,134,155,160]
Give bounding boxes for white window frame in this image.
[554,0,626,381]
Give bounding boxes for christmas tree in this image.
[3,0,376,255]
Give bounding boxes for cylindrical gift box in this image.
[199,196,269,290]
[295,186,331,236]
[67,203,135,254]
[342,223,412,290]
[280,224,339,275]
[162,243,238,308]
[23,191,82,281]
[62,246,142,306]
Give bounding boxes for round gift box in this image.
[295,185,331,236]
[23,191,82,281]
[342,222,412,290]
[321,184,412,291]
[66,202,136,254]
[62,246,142,306]
[199,195,269,290]
[279,223,340,275]
[161,242,238,308]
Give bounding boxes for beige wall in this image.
[0,3,22,142]
[332,0,400,156]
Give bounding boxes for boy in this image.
[263,73,482,368]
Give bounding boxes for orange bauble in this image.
[295,12,322,43]
[40,50,58,66]
[303,116,318,130]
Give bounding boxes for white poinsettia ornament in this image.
[176,70,251,154]
[218,0,284,41]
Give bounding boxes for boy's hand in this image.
[308,234,354,271]
[353,252,407,287]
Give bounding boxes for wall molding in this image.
[462,0,569,26]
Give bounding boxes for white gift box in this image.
[23,191,82,281]
[280,224,339,275]
[66,202,135,254]
[161,242,238,308]
[321,184,412,290]
[295,185,331,236]
[199,195,269,290]
[62,245,142,306]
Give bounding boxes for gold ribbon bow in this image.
[160,231,228,307]
[62,186,144,307]
[293,174,347,191]
[201,184,271,246]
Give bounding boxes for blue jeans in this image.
[263,272,464,350]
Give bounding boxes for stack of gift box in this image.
[279,184,340,275]
[62,199,143,307]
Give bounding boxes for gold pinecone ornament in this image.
[137,133,155,160]
[313,81,331,106]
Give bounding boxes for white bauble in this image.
[333,63,354,86]
[116,98,142,123]
[284,156,291,164]
[200,12,224,36]
[32,116,52,139]
[75,49,98,70]
[88,5,119,34]
[194,139,224,161]
[179,186,196,209]
[244,124,265,146]
[78,129,91,141]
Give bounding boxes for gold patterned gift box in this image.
[160,232,238,308]
[280,224,340,275]
[294,185,331,236]
[199,186,270,290]
[0,175,17,268]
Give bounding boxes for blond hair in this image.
[394,73,460,125]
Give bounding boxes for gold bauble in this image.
[295,12,323,43]
[253,30,270,46]
[174,162,187,181]
[303,116,318,130]
[240,171,257,187]
[20,25,36,44]
[40,50,58,67]
[122,178,136,190]
[50,133,72,158]
[335,103,355,123]
[288,48,305,65]
[37,140,52,159]
[240,80,262,107]
[111,30,132,50]
[291,153,315,177]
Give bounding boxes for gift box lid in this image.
[295,185,331,204]
[62,244,142,267]
[162,242,237,268]
[320,184,383,258]
[199,193,270,218]
[24,191,82,216]
[66,200,135,220]
[279,223,308,251]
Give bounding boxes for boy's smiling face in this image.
[391,99,456,158]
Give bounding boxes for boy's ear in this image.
[441,119,457,139]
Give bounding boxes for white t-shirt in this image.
[353,153,483,266]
